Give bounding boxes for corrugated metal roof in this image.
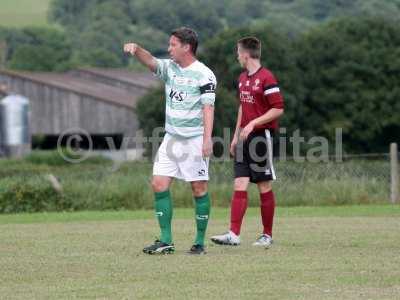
[0,69,160,109]
[76,67,159,89]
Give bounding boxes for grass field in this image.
[1,205,399,299]
[0,0,51,28]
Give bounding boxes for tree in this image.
[201,25,299,133]
[7,27,72,71]
[49,0,95,28]
[46,0,400,70]
[135,87,165,140]
[74,1,132,67]
[127,25,169,57]
[294,17,400,152]
[133,0,223,40]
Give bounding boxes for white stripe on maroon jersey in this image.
[264,87,280,95]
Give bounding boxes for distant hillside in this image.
[1,0,400,69]
[258,0,400,33]
[0,0,51,28]
[1,0,400,31]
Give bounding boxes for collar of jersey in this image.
[247,66,262,77]
[174,59,198,70]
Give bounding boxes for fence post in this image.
[390,143,399,204]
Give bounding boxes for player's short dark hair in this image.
[237,36,261,59]
[171,27,198,55]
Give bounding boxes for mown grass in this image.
[1,204,399,224]
[0,206,399,299]
[0,0,51,28]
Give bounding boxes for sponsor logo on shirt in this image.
[240,91,255,103]
[169,89,187,101]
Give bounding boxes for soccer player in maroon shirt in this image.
[211,36,284,248]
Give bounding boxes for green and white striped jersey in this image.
[155,59,217,138]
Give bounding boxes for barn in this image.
[0,68,159,159]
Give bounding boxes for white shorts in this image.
[153,133,209,182]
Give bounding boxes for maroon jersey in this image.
[238,67,284,131]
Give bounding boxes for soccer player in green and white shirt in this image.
[124,27,216,255]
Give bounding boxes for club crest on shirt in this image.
[173,75,197,87]
[252,79,260,90]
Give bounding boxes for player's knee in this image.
[191,181,207,197]
[257,181,272,193]
[234,178,249,191]
[151,178,168,193]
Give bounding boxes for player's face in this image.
[168,36,189,63]
[237,45,248,68]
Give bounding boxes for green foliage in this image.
[76,48,122,69]
[48,0,400,42]
[1,1,399,152]
[127,25,169,57]
[294,17,400,152]
[0,158,389,213]
[36,0,400,70]
[48,0,94,28]
[134,87,165,139]
[201,25,298,133]
[25,150,110,166]
[48,0,226,66]
[1,26,72,71]
[197,17,400,153]
[213,88,238,138]
[132,0,223,40]
[214,0,268,27]
[0,177,63,213]
[254,0,400,34]
[73,1,132,68]
[202,25,295,91]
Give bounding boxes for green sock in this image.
[155,190,173,244]
[194,193,210,246]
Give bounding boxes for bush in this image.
[6,26,73,71]
[0,177,64,213]
[293,17,400,152]
[0,159,390,213]
[25,150,111,166]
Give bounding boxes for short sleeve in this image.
[199,71,217,106]
[263,75,284,109]
[154,59,170,82]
